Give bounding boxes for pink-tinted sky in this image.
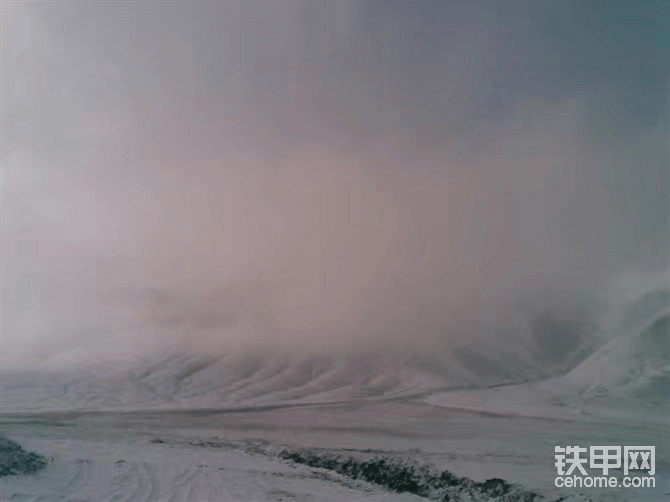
[2,1,668,365]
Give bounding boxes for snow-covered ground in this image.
[0,286,668,500]
[0,427,424,501]
[0,399,667,501]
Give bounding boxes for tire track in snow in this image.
[100,461,160,502]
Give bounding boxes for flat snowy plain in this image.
[0,397,667,501]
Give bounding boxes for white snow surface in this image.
[0,286,668,501]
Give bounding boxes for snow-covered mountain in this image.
[0,316,600,413]
[560,287,670,402]
[2,285,666,414]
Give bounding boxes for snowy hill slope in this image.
[0,350,489,412]
[0,317,599,414]
[561,287,670,401]
[0,285,629,414]
[425,286,670,420]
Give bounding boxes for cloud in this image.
[2,0,668,364]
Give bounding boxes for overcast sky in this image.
[2,0,668,364]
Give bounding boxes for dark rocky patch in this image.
[278,448,545,501]
[0,435,48,477]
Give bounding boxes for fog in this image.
[2,1,668,365]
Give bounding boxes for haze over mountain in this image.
[2,0,668,381]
